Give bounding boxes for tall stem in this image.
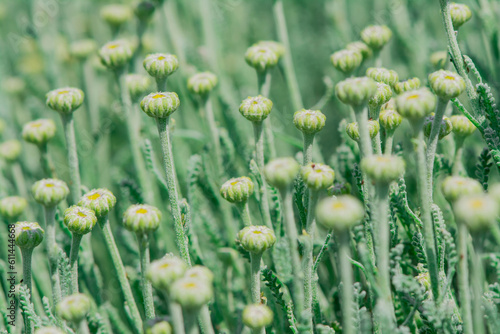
[39,143,56,178]
[185,311,200,334]
[202,97,223,176]
[250,252,263,304]
[303,190,319,333]
[354,106,373,158]
[384,131,394,155]
[470,238,485,334]
[457,223,473,334]
[168,297,186,334]
[237,202,252,227]
[69,233,83,294]
[302,133,315,165]
[198,306,215,334]
[339,230,354,334]
[44,206,61,305]
[156,117,191,265]
[452,137,465,176]
[98,217,143,333]
[252,122,273,229]
[137,233,155,320]
[258,71,276,160]
[11,162,28,200]
[21,248,33,334]
[60,113,81,204]
[426,98,448,199]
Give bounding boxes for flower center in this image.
[31,122,42,128]
[77,211,87,217]
[470,199,484,209]
[87,193,101,200]
[45,183,54,187]
[184,282,197,288]
[108,44,119,49]
[22,226,31,230]
[253,231,263,234]
[407,94,419,100]
[444,75,455,80]
[157,56,166,60]
[136,208,148,214]
[153,94,164,99]
[333,202,345,209]
[160,263,170,268]
[58,90,69,95]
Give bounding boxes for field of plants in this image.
[1,0,500,333]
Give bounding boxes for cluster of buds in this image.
[346,120,380,142]
[78,188,116,218]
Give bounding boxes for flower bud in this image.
[316,195,365,231]
[126,74,151,101]
[35,327,65,334]
[346,41,372,59]
[0,196,27,220]
[379,108,403,132]
[454,194,498,232]
[423,114,453,139]
[239,96,273,122]
[245,45,279,72]
[78,188,116,218]
[135,1,156,22]
[184,265,214,284]
[394,78,421,95]
[293,109,326,135]
[46,88,84,114]
[220,177,254,203]
[141,92,180,118]
[170,277,213,310]
[381,98,396,111]
[430,51,448,70]
[450,115,475,138]
[63,206,97,235]
[143,53,179,80]
[146,321,172,334]
[22,119,56,146]
[187,72,218,96]
[366,67,399,86]
[56,293,91,324]
[346,120,380,141]
[369,82,392,107]
[70,39,97,61]
[254,41,285,59]
[32,179,69,207]
[2,77,26,96]
[264,158,300,189]
[330,49,362,74]
[450,3,472,29]
[237,225,276,254]
[441,176,483,203]
[15,222,44,249]
[428,70,465,100]
[301,163,335,190]
[242,304,273,330]
[361,25,392,50]
[396,88,436,122]
[361,155,405,184]
[100,4,133,27]
[147,256,188,290]
[99,40,134,70]
[0,139,22,162]
[336,77,378,107]
[123,204,161,234]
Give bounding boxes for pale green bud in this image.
[293,109,326,135]
[394,78,421,95]
[70,39,97,60]
[220,177,254,203]
[336,77,378,107]
[46,88,84,114]
[242,304,273,330]
[15,222,44,249]
[442,176,483,203]
[301,163,335,190]
[423,114,453,139]
[264,158,300,189]
[430,51,449,70]
[134,2,156,22]
[143,53,179,80]
[346,41,372,59]
[32,179,69,207]
[428,70,465,100]
[245,45,278,72]
[238,225,276,254]
[361,25,392,50]
[170,277,213,310]
[56,293,92,324]
[369,82,393,107]
[396,88,436,122]
[126,74,151,102]
[22,119,56,146]
[63,206,97,235]
[379,108,403,132]
[450,115,476,138]
[146,321,172,334]
[100,4,133,27]
[78,188,116,218]
[0,139,22,162]
[450,3,472,29]
[141,92,180,118]
[330,49,362,74]
[184,265,214,284]
[366,67,399,86]
[123,204,161,234]
[239,96,273,123]
[99,40,134,70]
[380,98,396,111]
[454,194,498,232]
[316,195,365,231]
[361,155,405,184]
[254,41,285,59]
[0,196,27,220]
[147,256,188,290]
[346,120,380,141]
[2,77,26,96]
[187,72,218,96]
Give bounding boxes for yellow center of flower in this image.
[230,181,240,186]
[253,230,263,234]
[108,44,119,49]
[45,183,54,187]
[184,282,197,289]
[87,193,101,200]
[333,202,345,209]
[136,208,148,214]
[444,75,455,80]
[31,122,42,128]
[22,226,31,230]
[77,211,87,217]
[470,199,484,209]
[58,90,69,95]
[407,94,420,100]
[152,94,164,99]
[375,156,391,163]
[157,56,165,60]
[160,263,170,268]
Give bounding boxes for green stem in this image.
[202,97,223,177]
[11,162,28,200]
[156,117,192,265]
[168,298,186,334]
[354,105,373,158]
[373,133,382,155]
[44,206,61,305]
[384,131,394,155]
[198,306,215,334]
[339,230,354,334]
[250,252,263,304]
[39,143,56,178]
[21,247,33,334]
[457,223,473,334]
[185,311,200,334]
[452,136,465,176]
[79,320,91,334]
[60,113,81,204]
[137,233,155,320]
[426,98,448,200]
[258,71,276,161]
[237,202,253,227]
[98,217,143,333]
[252,122,273,229]
[373,49,382,67]
[69,233,83,294]
[470,238,485,334]
[303,190,319,333]
[302,133,315,165]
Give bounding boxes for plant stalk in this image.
[426,98,448,199]
[457,223,473,334]
[252,121,273,229]
[339,230,354,334]
[21,247,34,334]
[137,233,155,320]
[44,206,61,305]
[302,133,315,165]
[250,252,263,304]
[69,233,83,294]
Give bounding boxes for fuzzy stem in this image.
[252,122,273,229]
[303,190,319,333]
[11,162,28,200]
[185,310,200,334]
[44,206,61,305]
[250,252,263,304]
[79,320,91,334]
[69,233,83,294]
[470,238,485,334]
[384,131,394,155]
[373,133,382,155]
[457,223,473,334]
[237,202,253,227]
[202,97,223,176]
[21,247,33,334]
[354,105,373,158]
[60,113,81,204]
[302,133,315,165]
[258,71,276,160]
[137,233,155,320]
[198,306,215,334]
[426,98,448,199]
[156,117,192,265]
[39,143,56,178]
[452,136,465,176]
[339,230,354,334]
[168,298,186,334]
[98,216,143,333]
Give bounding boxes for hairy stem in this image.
[60,113,81,204]
[21,248,33,334]
[384,131,394,155]
[302,133,315,165]
[303,190,319,333]
[354,105,373,158]
[250,252,263,304]
[237,202,253,227]
[470,238,485,334]
[137,233,155,320]
[44,206,61,305]
[198,306,215,334]
[339,230,354,334]
[185,310,200,334]
[452,136,465,176]
[426,98,448,199]
[252,122,273,229]
[69,233,83,294]
[457,223,473,334]
[258,71,276,160]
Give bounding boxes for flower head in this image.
[316,195,365,231]
[330,49,362,74]
[379,108,403,132]
[220,177,254,203]
[245,45,279,72]
[394,78,421,95]
[184,265,214,284]
[64,206,97,235]
[254,41,285,58]
[366,67,399,86]
[141,92,180,118]
[264,158,300,189]
[441,176,483,203]
[170,277,213,310]
[361,155,405,184]
[454,194,498,232]
[70,39,97,60]
[237,225,276,254]
[46,88,84,114]
[369,82,393,108]
[126,74,151,101]
[346,41,372,59]
[242,304,274,330]
[336,77,378,107]
[32,178,69,207]
[428,70,465,100]
[423,114,453,139]
[450,115,476,138]
[123,204,161,234]
[0,196,27,220]
[15,222,44,249]
[99,40,134,69]
[100,4,133,27]
[56,293,92,324]
[147,256,188,290]
[301,163,335,190]
[450,3,472,29]
[78,188,116,218]
[361,25,392,50]
[239,96,273,122]
[430,51,448,70]
[22,119,56,146]
[146,321,172,334]
[143,53,179,80]
[187,72,218,96]
[0,140,22,162]
[396,88,436,122]
[293,109,326,135]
